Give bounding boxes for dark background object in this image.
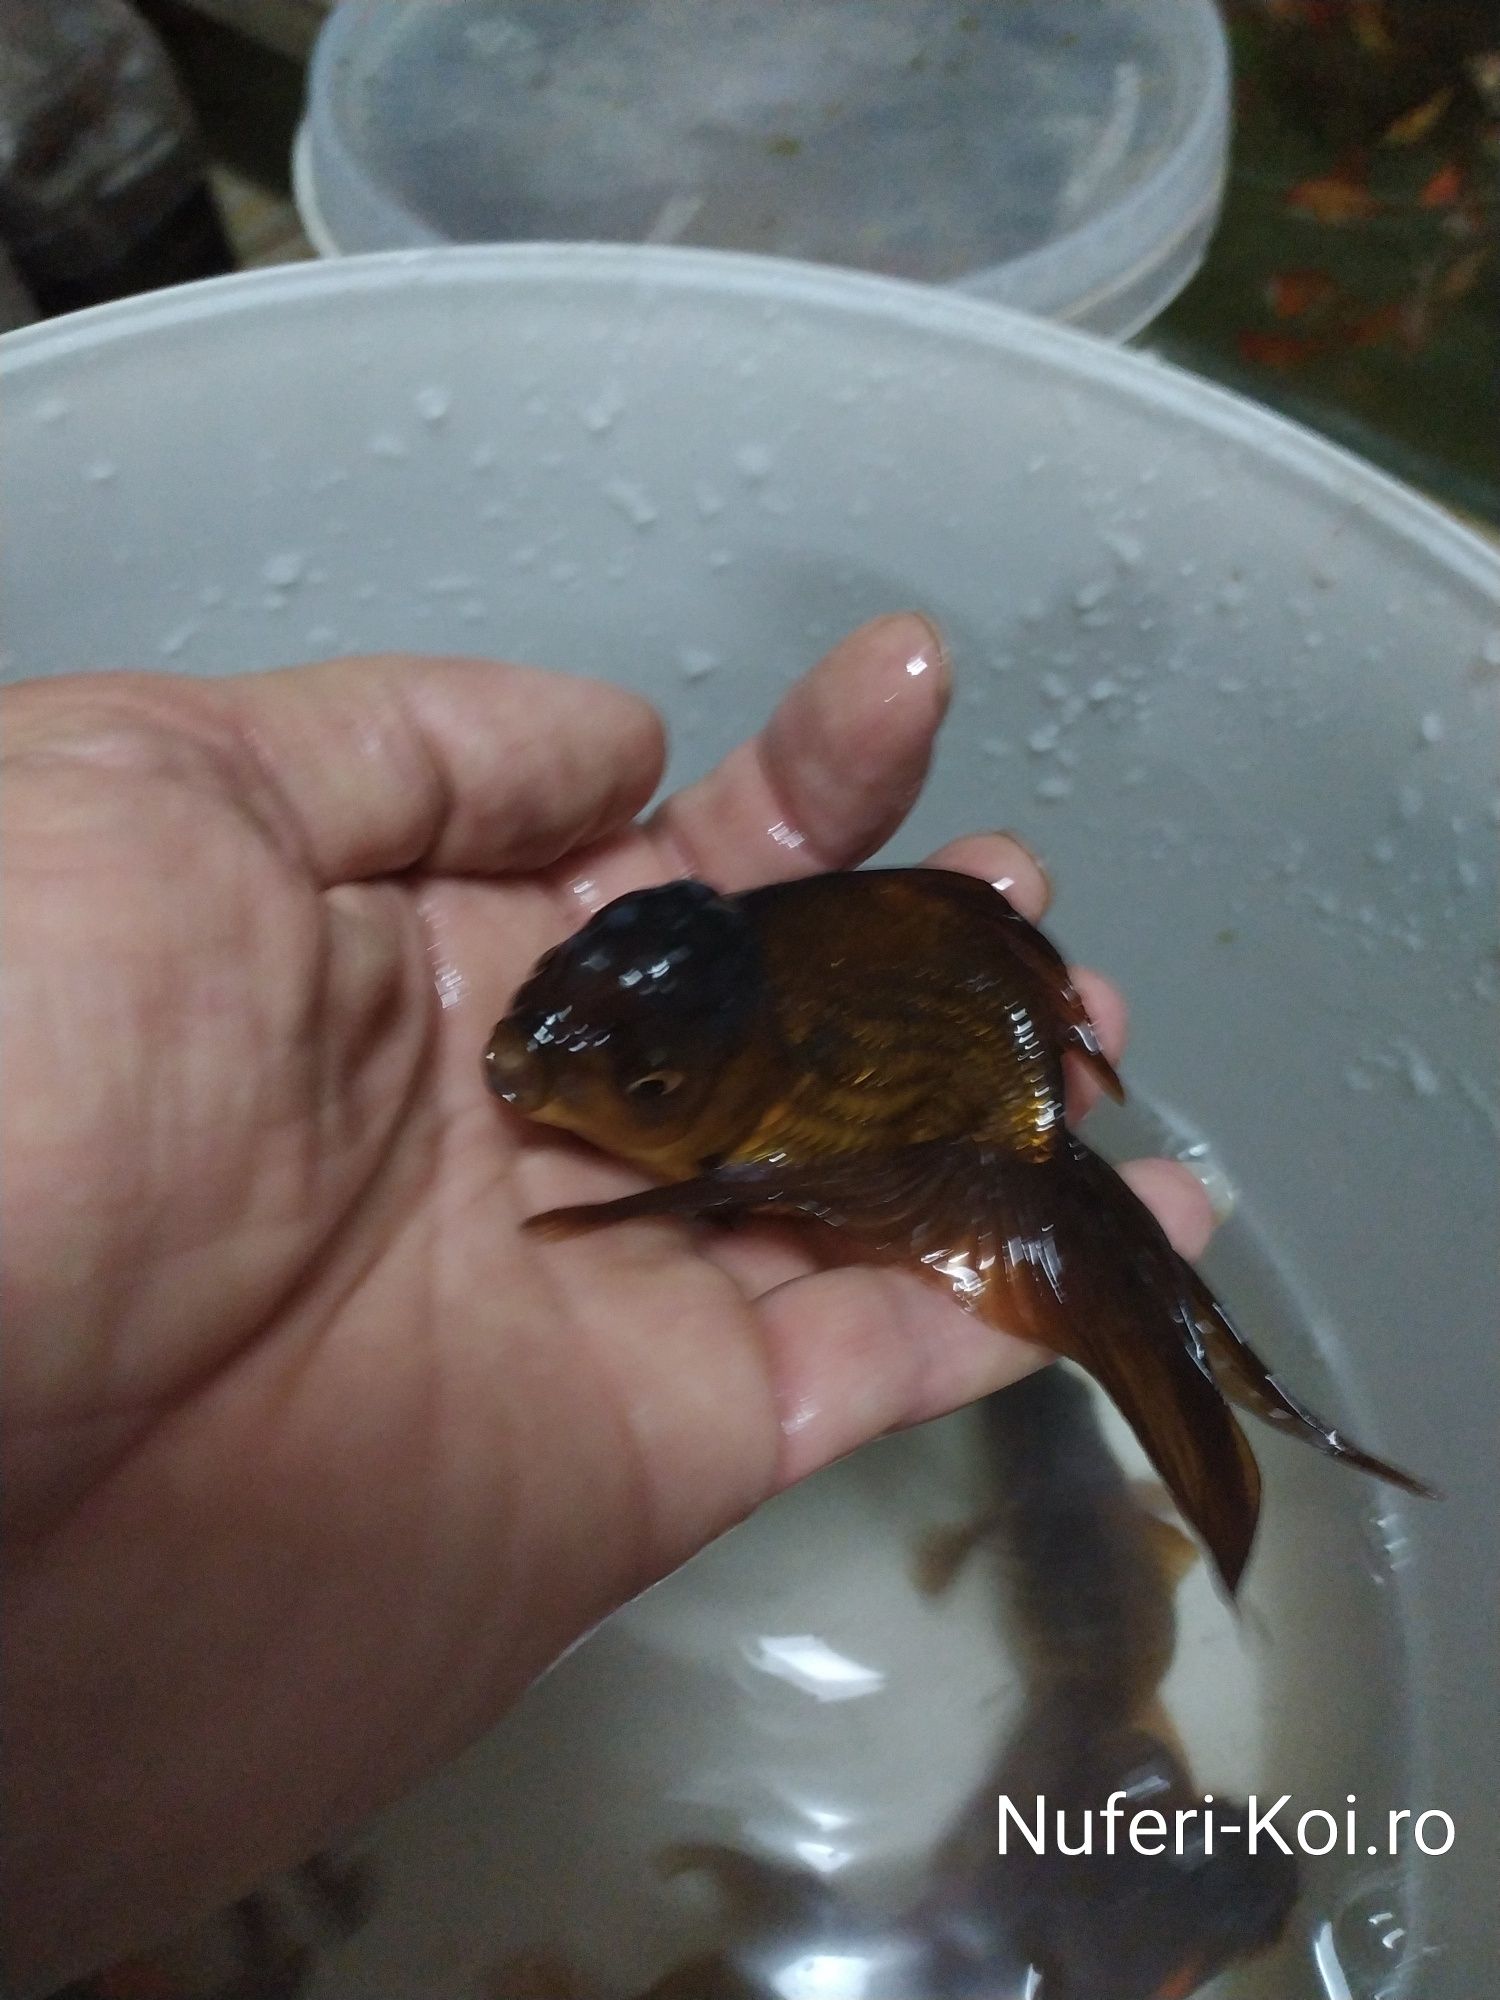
[0,0,234,317]
[1154,0,1499,527]
[139,0,1498,527]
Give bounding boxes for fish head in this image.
[486,879,771,1168]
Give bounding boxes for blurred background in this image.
[3,0,1494,524]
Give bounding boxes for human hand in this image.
[0,616,1212,1990]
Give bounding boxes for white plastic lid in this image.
[295,0,1229,341]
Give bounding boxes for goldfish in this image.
[503,1370,1297,2000]
[486,868,1430,1594]
[903,1366,1299,1997]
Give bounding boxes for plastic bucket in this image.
[292,0,1230,341]
[3,247,1495,1997]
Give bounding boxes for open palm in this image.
[1,617,1209,1992]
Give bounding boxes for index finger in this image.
[207,653,666,885]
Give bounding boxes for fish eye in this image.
[625,1069,684,1100]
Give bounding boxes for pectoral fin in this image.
[532,1137,1260,1592]
[1187,1275,1436,1500]
[526,1140,1003,1255]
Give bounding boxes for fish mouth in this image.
[484,1021,549,1114]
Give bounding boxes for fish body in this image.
[910,1368,1299,1998]
[602,1373,1297,2000]
[487,869,1429,1593]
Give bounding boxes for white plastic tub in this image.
[293,0,1230,340]
[3,247,1496,1997]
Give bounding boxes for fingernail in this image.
[897,609,949,677]
[987,830,1051,901]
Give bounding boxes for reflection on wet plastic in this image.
[602,1369,1299,2000]
[742,1636,887,1705]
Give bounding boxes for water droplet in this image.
[1396,781,1423,821]
[1087,676,1120,704]
[1405,1048,1441,1097]
[1019,597,1046,626]
[1418,711,1444,744]
[305,623,339,649]
[1024,453,1049,475]
[1100,528,1143,567]
[1368,836,1396,865]
[580,385,624,434]
[733,442,774,482]
[158,620,199,658]
[263,551,306,588]
[470,443,498,472]
[1034,774,1074,802]
[414,384,451,424]
[1027,724,1060,755]
[1455,857,1480,891]
[1479,629,1500,672]
[1345,1064,1376,1092]
[1039,672,1070,704]
[426,573,476,595]
[83,458,117,484]
[548,559,581,584]
[262,590,288,612]
[34,394,70,423]
[367,432,408,460]
[510,545,538,570]
[707,547,733,569]
[677,644,719,681]
[1073,577,1111,612]
[981,736,1010,758]
[197,583,225,609]
[523,393,550,419]
[604,476,659,528]
[1216,577,1248,611]
[1311,564,1338,589]
[459,599,487,622]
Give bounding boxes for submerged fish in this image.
[486,868,1430,1592]
[502,1372,1298,2000]
[905,1366,1299,1997]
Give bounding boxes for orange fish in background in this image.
[487,870,1432,1594]
[1264,267,1340,318]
